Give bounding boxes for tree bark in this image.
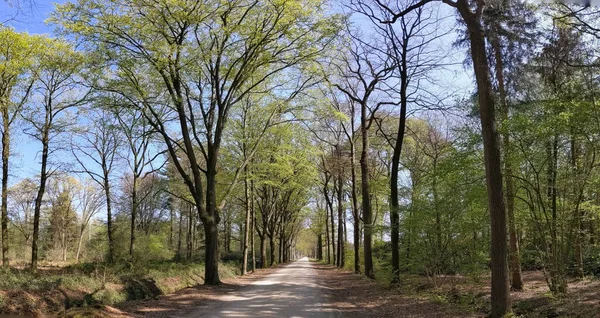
[336,161,345,268]
[260,233,267,268]
[269,235,275,266]
[360,100,375,279]
[1,111,9,268]
[349,131,361,273]
[129,176,138,261]
[187,204,193,260]
[251,179,256,272]
[490,30,523,291]
[31,123,50,273]
[325,202,331,264]
[456,1,510,315]
[242,166,251,275]
[390,49,408,283]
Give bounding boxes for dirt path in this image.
[183,257,337,318]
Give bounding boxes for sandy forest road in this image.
[182,257,338,318]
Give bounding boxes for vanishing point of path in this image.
[183,257,337,318]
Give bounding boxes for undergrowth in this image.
[0,261,241,315]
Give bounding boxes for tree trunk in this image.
[323,176,336,265]
[31,125,50,273]
[260,233,267,268]
[251,179,256,272]
[242,167,251,275]
[317,233,323,260]
[203,218,220,284]
[104,177,115,264]
[76,227,85,262]
[187,204,193,260]
[571,137,584,278]
[269,235,275,266]
[325,201,331,264]
[390,33,409,284]
[1,111,9,268]
[169,206,174,249]
[177,209,183,259]
[350,139,360,273]
[456,1,510,315]
[336,165,344,268]
[129,176,138,261]
[490,28,523,291]
[202,155,221,285]
[360,101,374,279]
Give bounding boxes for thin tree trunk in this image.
[242,166,251,275]
[129,176,138,261]
[76,227,85,262]
[350,137,360,273]
[169,206,174,249]
[187,204,193,260]
[177,209,183,259]
[317,234,323,260]
[571,136,584,278]
[31,124,50,273]
[390,32,409,284]
[336,162,344,268]
[325,198,331,264]
[104,177,114,264]
[251,179,256,272]
[1,112,9,268]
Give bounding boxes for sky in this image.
[1,1,69,185]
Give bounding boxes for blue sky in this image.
[2,1,64,184]
[0,0,473,186]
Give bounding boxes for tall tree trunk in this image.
[129,176,138,261]
[169,206,174,248]
[242,166,251,275]
[323,176,336,265]
[76,226,85,262]
[202,155,221,285]
[260,233,267,268]
[317,233,323,260]
[251,179,256,272]
[177,209,183,259]
[1,112,9,268]
[350,138,360,273]
[456,1,510,315]
[390,33,409,284]
[31,124,50,273]
[572,137,584,278]
[360,101,374,279]
[325,197,331,264]
[336,165,344,268]
[269,235,275,266]
[104,176,114,264]
[203,218,220,284]
[491,29,523,291]
[548,136,565,293]
[187,204,193,260]
[278,231,283,264]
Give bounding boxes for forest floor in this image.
[320,264,600,318]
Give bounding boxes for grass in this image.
[0,260,242,316]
